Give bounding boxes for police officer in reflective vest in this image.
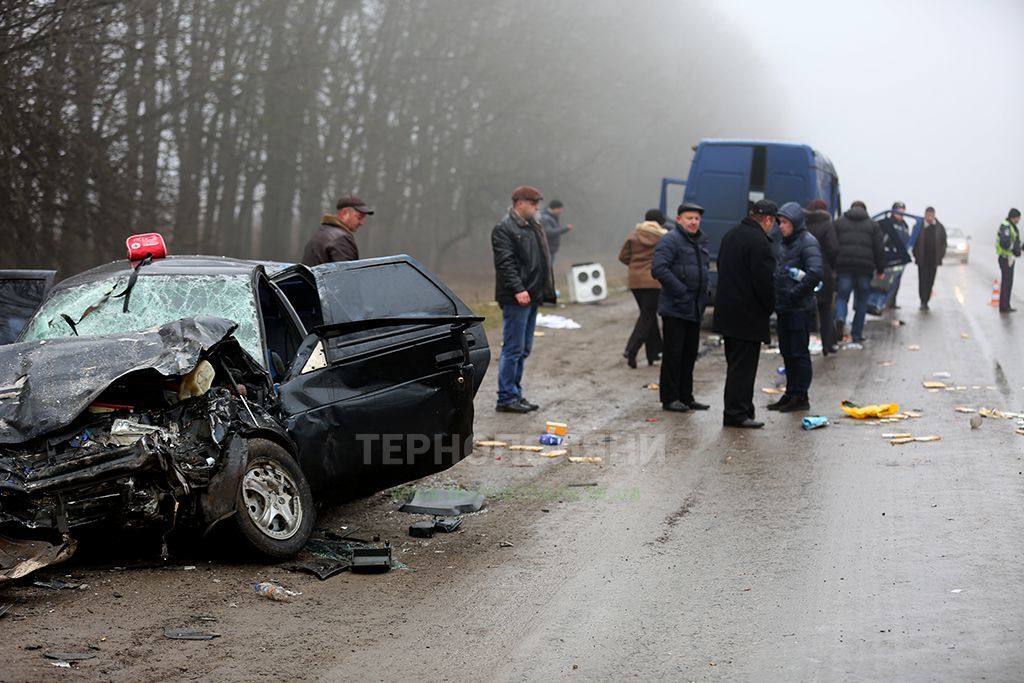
[997,208,1022,313]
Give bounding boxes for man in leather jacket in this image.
[491,185,556,413]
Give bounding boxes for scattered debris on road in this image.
[535,313,581,329]
[889,436,942,445]
[163,626,221,640]
[509,445,544,452]
[475,440,508,448]
[545,421,568,436]
[841,401,900,419]
[399,488,485,516]
[801,416,829,430]
[568,456,603,464]
[351,545,393,573]
[254,581,298,601]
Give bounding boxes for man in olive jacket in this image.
[651,203,711,413]
[712,200,778,428]
[491,185,556,413]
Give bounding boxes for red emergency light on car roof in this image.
[126,232,167,263]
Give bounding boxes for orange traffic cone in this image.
[990,278,1001,307]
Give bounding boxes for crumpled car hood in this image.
[0,316,238,444]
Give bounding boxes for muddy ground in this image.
[1,246,1023,682]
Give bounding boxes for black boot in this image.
[779,395,810,412]
[766,394,792,411]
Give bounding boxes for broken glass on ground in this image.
[299,531,405,576]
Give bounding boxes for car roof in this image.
[53,255,265,291]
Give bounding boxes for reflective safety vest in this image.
[996,219,1020,258]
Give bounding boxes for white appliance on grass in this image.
[566,262,607,303]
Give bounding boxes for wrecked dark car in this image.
[0,254,488,581]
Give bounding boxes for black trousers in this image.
[999,256,1015,311]
[723,337,761,424]
[918,262,938,305]
[659,316,700,405]
[777,310,812,397]
[625,289,662,362]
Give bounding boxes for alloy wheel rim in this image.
[241,462,303,540]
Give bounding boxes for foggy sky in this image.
[714,0,1024,236]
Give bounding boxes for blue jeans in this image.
[835,272,872,340]
[497,303,539,406]
[777,310,812,396]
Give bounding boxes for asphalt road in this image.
[1,243,1021,682]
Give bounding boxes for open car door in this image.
[0,270,55,344]
[273,257,482,498]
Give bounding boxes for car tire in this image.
[232,438,314,559]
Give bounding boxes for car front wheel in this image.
[233,438,314,558]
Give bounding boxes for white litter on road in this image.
[535,313,581,330]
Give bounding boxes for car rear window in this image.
[21,274,263,362]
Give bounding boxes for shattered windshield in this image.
[21,274,263,364]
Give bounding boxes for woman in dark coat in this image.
[804,199,840,354]
[618,209,668,367]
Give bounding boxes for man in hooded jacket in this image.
[651,203,711,412]
[769,202,824,413]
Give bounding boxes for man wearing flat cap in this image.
[491,185,556,413]
[651,202,712,413]
[302,195,374,266]
[713,199,778,428]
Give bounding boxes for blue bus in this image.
[659,139,841,264]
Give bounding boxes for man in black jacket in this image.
[651,202,711,413]
[491,185,556,413]
[805,199,840,354]
[538,199,571,264]
[834,201,884,342]
[912,207,948,310]
[712,200,777,428]
[875,201,912,310]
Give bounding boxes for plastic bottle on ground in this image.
[254,581,292,602]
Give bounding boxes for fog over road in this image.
[1,245,1021,682]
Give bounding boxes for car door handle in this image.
[435,349,465,368]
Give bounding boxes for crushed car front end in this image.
[0,317,305,582]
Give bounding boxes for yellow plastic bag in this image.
[841,400,900,419]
